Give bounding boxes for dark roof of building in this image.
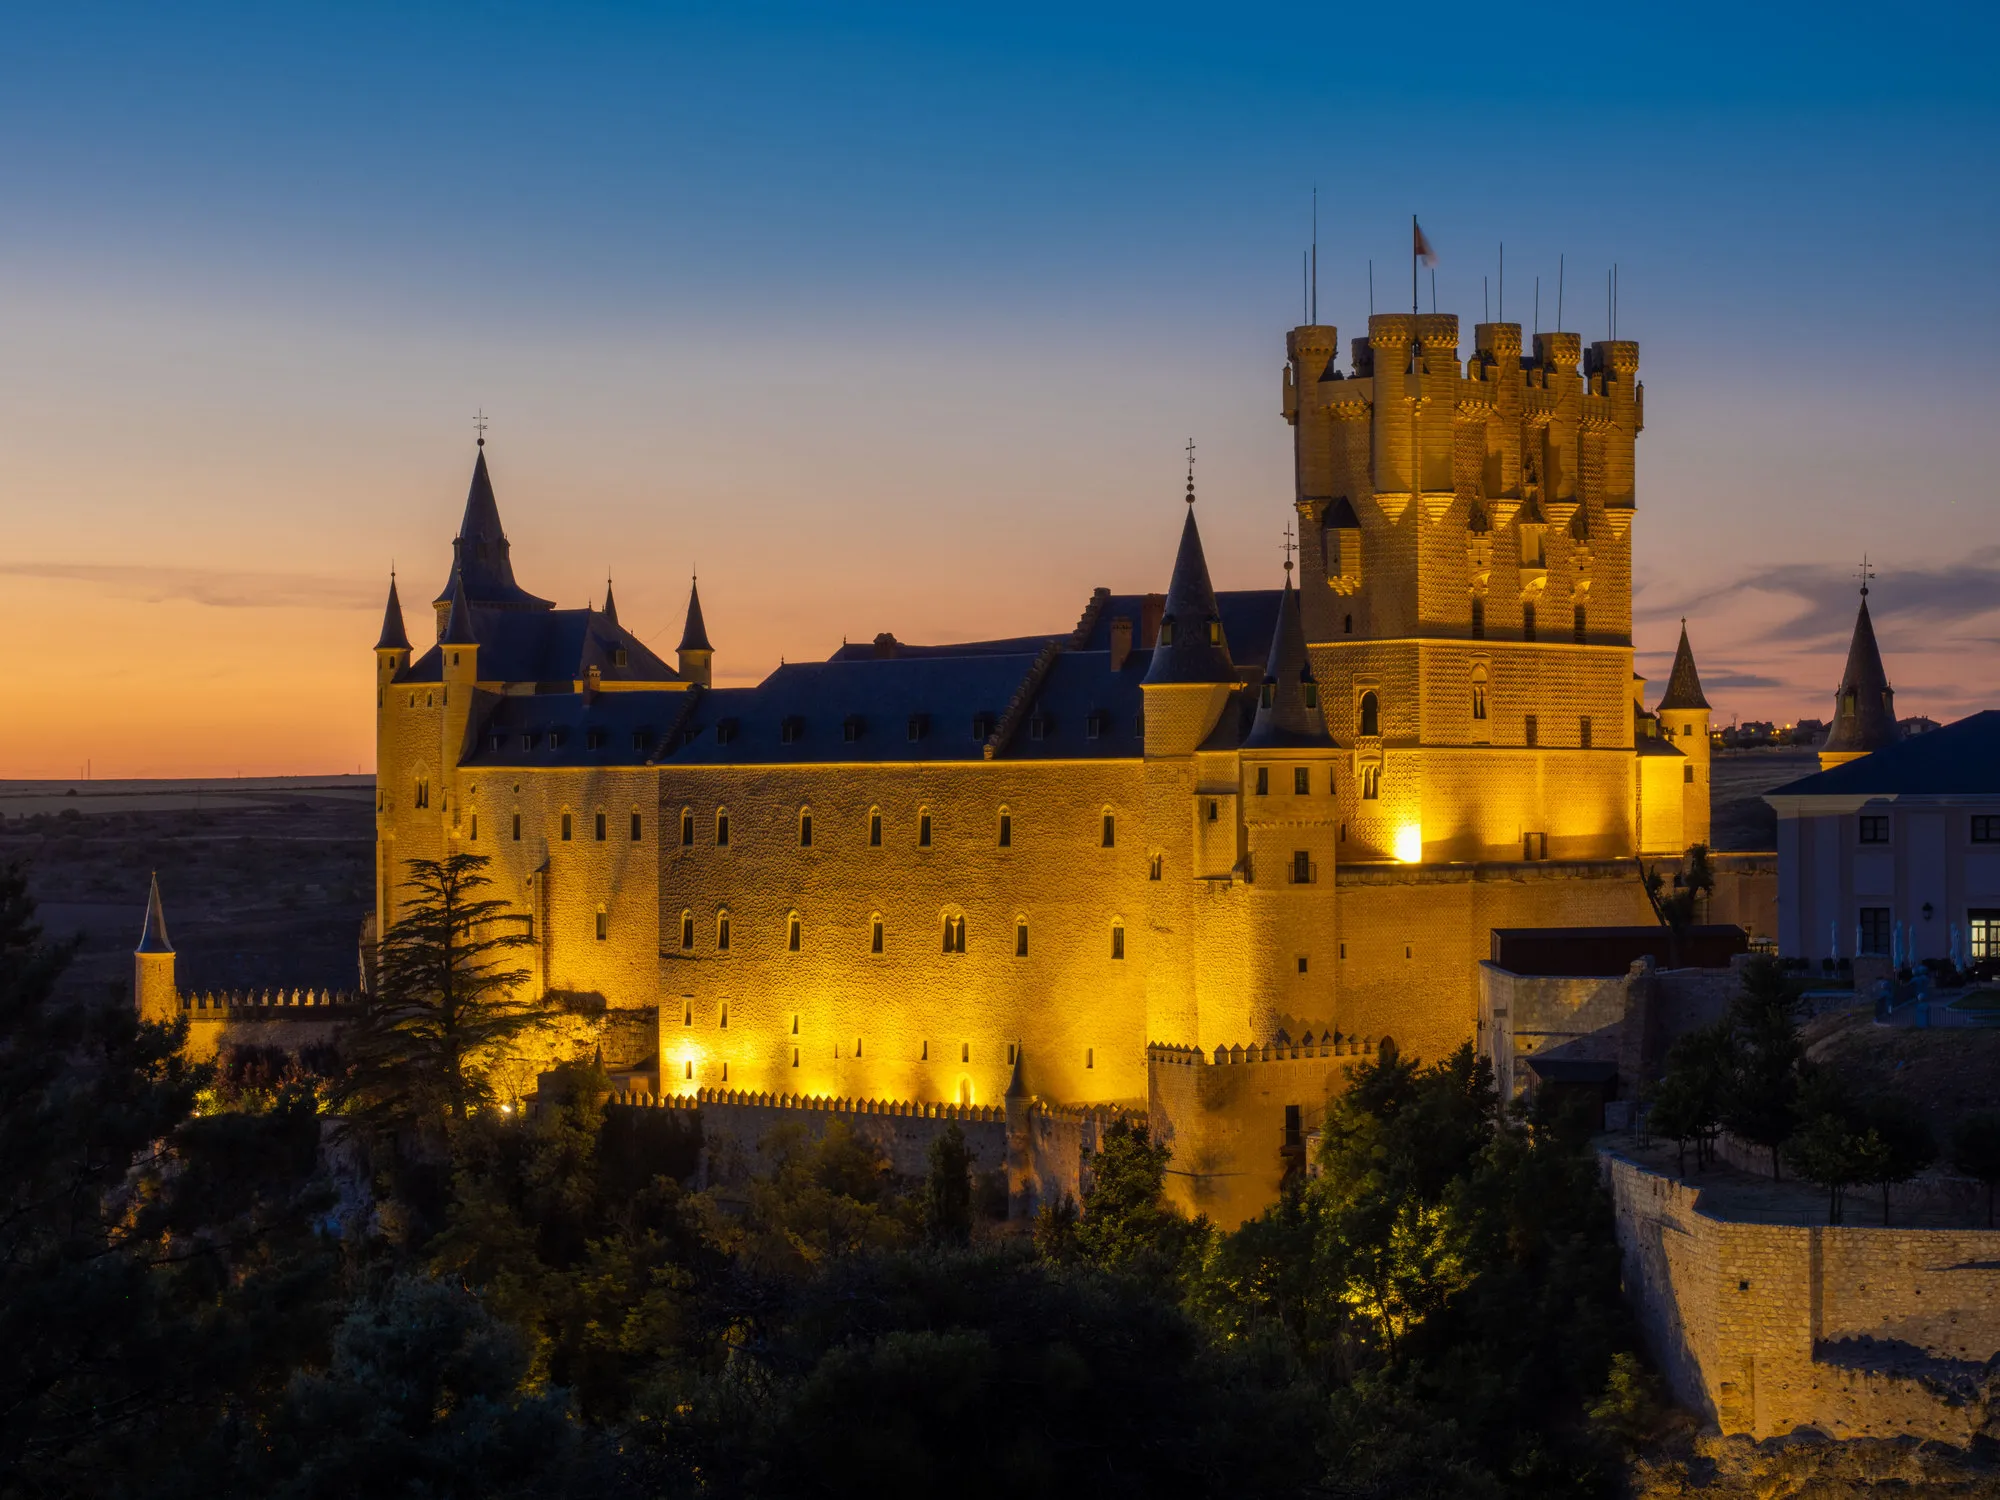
[461,689,694,768]
[432,449,556,613]
[678,578,712,653]
[136,873,172,953]
[1767,710,2000,797]
[441,570,480,646]
[375,574,412,652]
[1244,576,1333,749]
[601,577,619,627]
[1524,1057,1618,1086]
[400,604,680,688]
[1822,595,1900,756]
[1657,623,1710,711]
[828,632,1058,663]
[1145,507,1239,687]
[658,647,1148,767]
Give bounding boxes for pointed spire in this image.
[1004,1044,1029,1101]
[433,446,552,612]
[678,575,713,653]
[1144,505,1236,686]
[1823,592,1899,757]
[136,873,173,954]
[374,572,411,652]
[601,573,618,627]
[441,567,479,646]
[1245,575,1330,748]
[1656,619,1709,712]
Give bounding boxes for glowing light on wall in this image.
[1393,824,1422,864]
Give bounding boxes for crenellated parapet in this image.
[180,987,359,1015]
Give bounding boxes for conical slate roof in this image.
[678,577,713,653]
[1657,622,1709,712]
[1143,507,1237,686]
[136,873,172,954]
[374,573,412,651]
[1004,1044,1029,1101]
[601,576,619,627]
[1823,595,1899,756]
[432,448,554,612]
[441,569,479,647]
[1244,576,1331,748]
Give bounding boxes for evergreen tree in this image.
[1786,1073,1888,1225]
[1720,956,1803,1180]
[923,1121,974,1246]
[1950,1110,2000,1227]
[340,854,538,1130]
[1071,1118,1208,1290]
[1859,1091,1934,1226]
[1646,1021,1730,1175]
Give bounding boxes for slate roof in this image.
[461,689,693,768]
[1656,623,1710,711]
[400,604,680,688]
[1244,576,1332,750]
[137,873,172,953]
[678,578,713,653]
[1822,595,1900,757]
[431,449,556,614]
[1145,508,1239,686]
[375,575,412,652]
[1766,710,2000,798]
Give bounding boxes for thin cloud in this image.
[1700,670,1786,690]
[1646,549,2000,649]
[0,562,382,611]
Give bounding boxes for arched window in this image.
[869,807,883,846]
[997,808,1012,847]
[787,912,801,952]
[799,807,813,847]
[1361,764,1381,800]
[1014,917,1029,958]
[942,913,966,954]
[680,807,694,846]
[512,812,522,841]
[1358,691,1380,737]
[414,776,430,809]
[870,913,884,954]
[469,813,478,841]
[918,807,932,847]
[680,910,694,950]
[1101,810,1116,847]
[594,809,606,841]
[594,906,607,941]
[715,808,730,846]
[716,909,731,951]
[560,810,573,841]
[1471,665,1488,722]
[1148,853,1163,880]
[1111,920,1125,960]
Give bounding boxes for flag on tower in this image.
[1413,219,1436,267]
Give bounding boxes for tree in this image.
[924,1121,974,1246]
[1859,1092,1934,1226]
[1646,1021,1730,1175]
[1950,1111,2000,1227]
[1640,842,1716,968]
[1721,956,1803,1180]
[340,854,538,1130]
[1071,1118,1208,1290]
[1786,1073,1890,1226]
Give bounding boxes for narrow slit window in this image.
[717,911,731,950]
[680,808,694,845]
[918,809,932,847]
[1574,604,1587,643]
[561,811,573,841]
[1101,811,1115,847]
[594,907,607,941]
[594,810,606,841]
[1015,918,1029,957]
[680,911,694,949]
[512,812,522,841]
[997,810,1011,847]
[470,813,478,841]
[1522,603,1537,642]
[631,811,642,841]
[716,809,730,846]
[799,809,813,846]
[1256,766,1269,796]
[787,913,801,952]
[869,808,882,846]
[1111,923,1125,960]
[871,914,884,954]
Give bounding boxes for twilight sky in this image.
[2,2,1996,776]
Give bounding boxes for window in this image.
[788,913,801,952]
[843,715,863,743]
[548,729,566,751]
[1158,619,1176,646]
[1523,831,1548,860]
[681,911,694,949]
[512,812,522,841]
[720,1004,728,1029]
[1256,766,1269,796]
[1292,849,1312,884]
[1858,907,1891,956]
[1343,613,1353,635]
[1358,691,1380,736]
[633,730,649,752]
[1858,815,1889,844]
[1102,811,1116,847]
[716,911,731,951]
[1297,955,1309,974]
[1207,799,1219,822]
[1970,910,2000,960]
[681,808,694,845]
[613,648,628,667]
[943,914,966,954]
[799,809,813,847]
[1111,922,1124,960]
[1259,682,1274,710]
[1579,717,1593,749]
[869,808,883,846]
[1573,604,1587,644]
[1086,710,1106,740]
[1015,919,1029,957]
[918,808,932,847]
[631,811,642,841]
[470,813,478,841]
[415,777,430,809]
[1294,767,1310,795]
[594,810,607,841]
[871,914,884,954]
[595,907,607,941]
[1304,681,1319,709]
[1205,619,1221,646]
[715,719,736,745]
[1086,1048,1095,1069]
[1684,765,1695,785]
[1148,853,1163,880]
[907,713,927,742]
[961,1042,970,1063]
[716,809,730,846]
[586,728,605,750]
[1029,712,1050,741]
[972,713,995,740]
[1522,603,1537,642]
[1471,667,1488,721]
[997,810,1012,847]
[1525,714,1539,747]
[1974,817,2000,843]
[1361,765,1380,800]
[1521,528,1546,568]
[1470,597,1485,639]
[561,811,573,841]
[780,717,801,745]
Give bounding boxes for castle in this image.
[139,311,1757,1222]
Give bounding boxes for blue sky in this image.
[1,2,1995,771]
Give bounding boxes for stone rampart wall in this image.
[1602,1148,2000,1443]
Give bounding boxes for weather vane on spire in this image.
[1856,552,1875,598]
[1184,438,1196,505]
[474,408,488,447]
[1282,521,1296,576]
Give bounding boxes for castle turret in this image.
[134,873,178,1025]
[1820,584,1899,771]
[677,576,713,687]
[432,444,553,637]
[374,571,412,702]
[601,574,619,628]
[1142,472,1236,757]
[440,571,481,796]
[1655,621,1712,847]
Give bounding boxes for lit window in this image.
[1970,909,2000,960]
[1294,767,1309,795]
[1206,619,1221,645]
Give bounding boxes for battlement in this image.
[1147,1032,1379,1066]
[180,987,358,1017]
[610,1085,1008,1123]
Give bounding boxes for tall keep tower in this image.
[1283,314,1643,863]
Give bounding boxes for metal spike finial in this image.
[1184,438,1196,505]
[1856,553,1875,598]
[1282,521,1296,577]
[474,408,488,447]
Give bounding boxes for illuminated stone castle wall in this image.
[338,308,1736,1218]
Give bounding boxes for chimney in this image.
[1109,617,1133,671]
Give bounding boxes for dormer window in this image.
[586,729,605,750]
[843,715,864,743]
[521,733,538,751]
[1085,710,1106,740]
[490,733,504,751]
[781,717,803,745]
[1259,682,1274,709]
[1029,711,1051,741]
[1159,620,1176,647]
[1303,681,1319,709]
[715,719,737,745]
[972,713,995,740]
[907,714,928,742]
[613,648,628,667]
[631,730,648,752]
[548,729,567,750]
[1206,619,1222,646]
